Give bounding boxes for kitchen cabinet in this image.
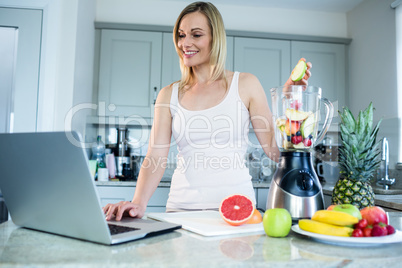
[291,41,346,123]
[98,30,162,117]
[161,33,234,90]
[234,37,291,108]
[96,185,169,212]
[161,33,181,89]
[97,31,234,119]
[95,27,346,120]
[256,188,269,211]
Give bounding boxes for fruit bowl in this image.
[292,224,402,247]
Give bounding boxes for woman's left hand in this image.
[284,58,312,86]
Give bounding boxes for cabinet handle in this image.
[153,87,158,104]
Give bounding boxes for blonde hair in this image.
[173,1,227,92]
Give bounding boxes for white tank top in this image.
[167,72,256,210]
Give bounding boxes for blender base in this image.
[266,174,324,221]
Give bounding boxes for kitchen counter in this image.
[1,213,402,267]
[96,180,402,211]
[96,180,271,189]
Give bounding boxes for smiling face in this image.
[177,12,212,68]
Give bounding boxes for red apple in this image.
[327,205,335,210]
[360,206,388,226]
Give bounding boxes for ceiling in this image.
[173,0,366,13]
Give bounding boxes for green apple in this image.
[291,60,307,82]
[300,113,315,138]
[332,204,362,220]
[263,208,292,237]
[285,108,309,121]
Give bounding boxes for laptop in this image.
[0,131,181,245]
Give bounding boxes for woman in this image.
[104,1,311,221]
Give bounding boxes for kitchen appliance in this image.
[266,85,333,221]
[0,131,181,245]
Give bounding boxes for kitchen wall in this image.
[0,0,96,137]
[347,0,400,167]
[96,0,349,38]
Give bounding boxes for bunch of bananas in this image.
[299,210,359,237]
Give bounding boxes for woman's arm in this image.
[239,73,280,162]
[104,85,173,221]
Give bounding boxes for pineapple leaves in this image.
[338,102,382,182]
[339,106,356,133]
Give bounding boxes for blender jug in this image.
[267,85,334,221]
[271,85,333,152]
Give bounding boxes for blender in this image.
[266,85,333,221]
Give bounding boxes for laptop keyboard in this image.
[108,224,140,235]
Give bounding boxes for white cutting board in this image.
[147,211,265,237]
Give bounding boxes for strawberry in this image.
[371,223,388,237]
[291,135,303,145]
[303,138,312,147]
[386,225,396,235]
[363,226,373,237]
[354,219,368,230]
[352,229,364,237]
[290,100,303,110]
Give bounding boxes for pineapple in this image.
[331,102,382,209]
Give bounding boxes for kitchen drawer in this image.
[96,186,135,207]
[95,185,169,210]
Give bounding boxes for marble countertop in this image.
[1,212,402,267]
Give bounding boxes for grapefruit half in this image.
[219,194,255,226]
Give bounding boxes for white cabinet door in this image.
[96,185,169,212]
[161,33,235,89]
[98,30,162,117]
[234,37,291,108]
[0,8,42,132]
[96,186,136,207]
[161,33,181,89]
[291,41,346,123]
[256,188,269,211]
[226,36,234,72]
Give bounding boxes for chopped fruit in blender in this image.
[293,142,306,149]
[290,100,303,110]
[283,140,292,150]
[300,113,315,138]
[276,118,286,127]
[291,135,303,144]
[285,120,301,136]
[303,138,312,147]
[285,108,310,121]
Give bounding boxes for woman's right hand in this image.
[103,201,146,221]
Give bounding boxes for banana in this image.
[311,210,359,226]
[299,219,353,237]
